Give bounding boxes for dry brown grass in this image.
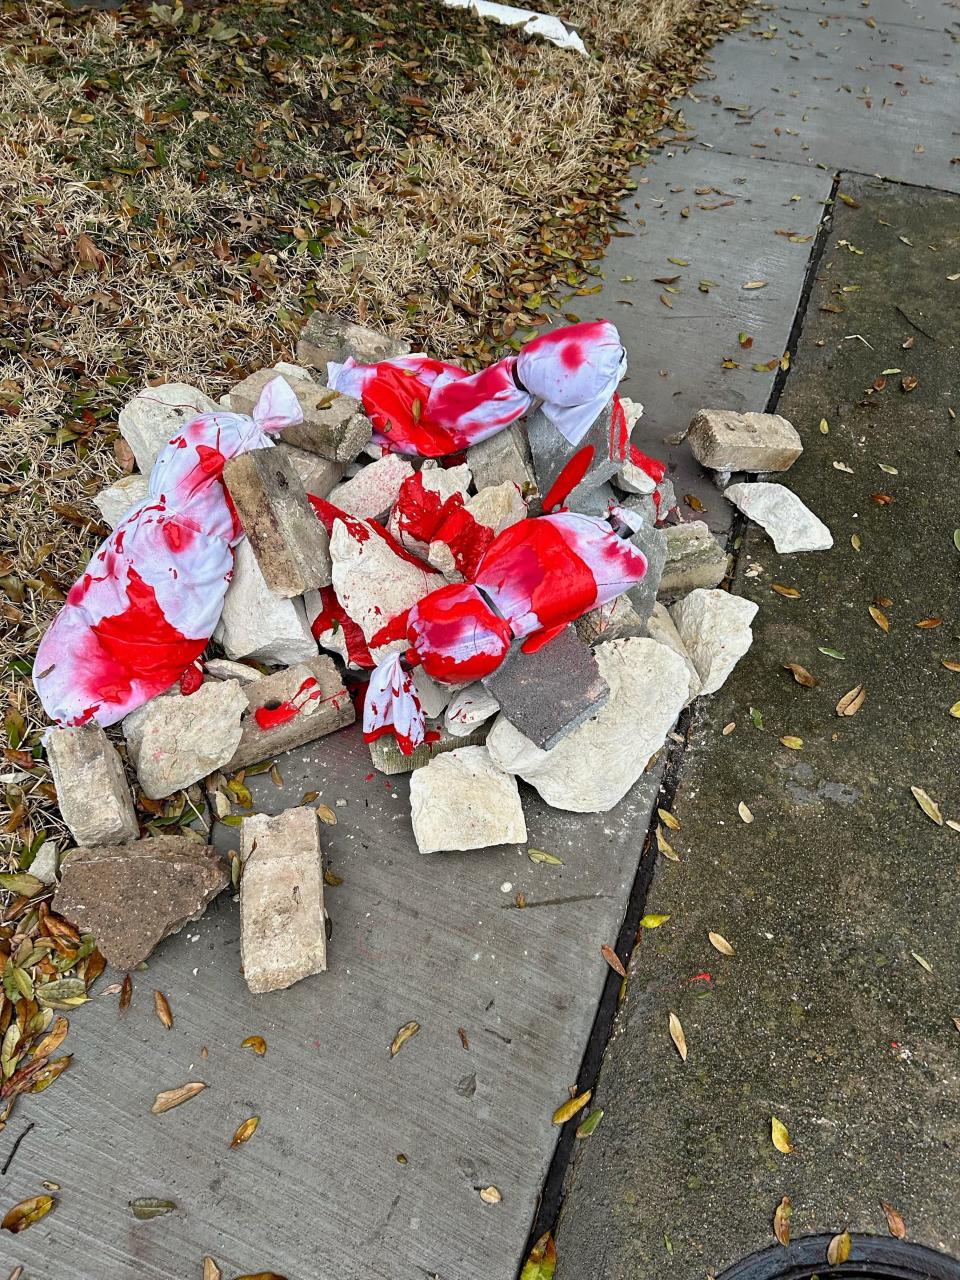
[0,0,743,868]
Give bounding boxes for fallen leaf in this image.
[669,1011,687,1061]
[520,1232,557,1280]
[657,808,681,830]
[479,1185,501,1204]
[783,662,818,688]
[153,990,173,1030]
[954,530,960,553]
[836,685,866,716]
[771,1116,793,1154]
[323,867,343,887]
[818,647,846,660]
[529,849,564,865]
[722,722,736,735]
[916,617,943,629]
[772,584,801,598]
[942,660,960,672]
[833,461,854,474]
[910,786,943,825]
[878,463,898,474]
[230,1116,260,1147]
[948,702,960,718]
[242,1035,266,1056]
[600,945,626,977]
[119,972,132,1013]
[390,1021,420,1057]
[851,533,862,551]
[738,801,754,824]
[233,1274,288,1279]
[871,492,894,505]
[708,932,735,956]
[869,605,890,633]
[639,913,671,929]
[553,1089,592,1124]
[203,1260,221,1280]
[151,1082,206,1114]
[576,1108,604,1138]
[1,1195,55,1233]
[656,826,680,861]
[819,418,830,434]
[742,280,768,290]
[774,1195,792,1246]
[911,951,933,973]
[129,1198,176,1220]
[837,193,860,207]
[315,804,337,825]
[780,736,804,750]
[750,706,764,730]
[881,1201,906,1239]
[0,872,44,897]
[901,375,918,392]
[827,1231,852,1265]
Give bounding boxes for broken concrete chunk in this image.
[271,360,313,383]
[466,423,537,499]
[327,453,414,521]
[29,844,61,886]
[204,658,264,684]
[724,481,833,553]
[368,719,489,775]
[427,480,527,578]
[275,443,343,500]
[413,668,453,720]
[482,625,609,751]
[526,400,620,509]
[44,725,139,847]
[54,836,228,970]
[574,594,646,646]
[612,398,653,494]
[670,588,758,696]
[444,683,500,737]
[215,539,319,667]
[224,655,354,772]
[646,603,701,704]
[123,680,248,800]
[330,516,443,657]
[689,409,803,474]
[658,521,729,598]
[229,369,371,461]
[625,520,667,625]
[409,746,527,853]
[296,313,411,374]
[93,474,151,528]
[224,447,332,597]
[240,807,326,993]
[487,637,689,813]
[118,383,218,473]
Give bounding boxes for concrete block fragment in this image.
[215,539,319,667]
[275,443,343,500]
[625,521,667,624]
[204,658,264,684]
[44,725,139,847]
[526,400,620,510]
[272,361,313,383]
[93,474,150,528]
[328,453,415,521]
[409,746,527,853]
[645,603,701,704]
[689,408,802,473]
[229,369,371,461]
[54,836,228,969]
[118,383,218,473]
[574,594,646,646]
[481,625,609,751]
[444,683,500,737]
[612,397,652,494]
[296,313,411,374]
[123,680,248,799]
[224,655,354,772]
[224,447,332,597]
[466,424,537,499]
[670,588,758,696]
[368,720,489,775]
[240,807,326,993]
[724,481,833,553]
[413,668,453,720]
[658,521,729,598]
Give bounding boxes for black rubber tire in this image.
[719,1235,960,1280]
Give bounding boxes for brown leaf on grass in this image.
[771,1117,793,1153]
[230,1116,259,1147]
[773,1195,792,1246]
[783,663,818,687]
[154,991,173,1029]
[151,1082,206,1114]
[390,1021,420,1057]
[869,605,890,632]
[242,1035,266,1056]
[708,932,735,956]
[827,1231,852,1265]
[2,1194,55,1233]
[553,1089,592,1125]
[836,685,866,716]
[600,944,626,977]
[75,233,106,269]
[668,1012,687,1061]
[880,1201,906,1239]
[910,786,943,825]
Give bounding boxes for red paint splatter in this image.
[541,446,595,513]
[253,676,322,730]
[179,662,204,695]
[309,585,373,669]
[520,622,568,654]
[162,519,196,554]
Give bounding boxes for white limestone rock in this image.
[29,844,61,886]
[444,683,500,737]
[118,382,218,473]
[724,482,832,553]
[272,361,313,383]
[214,539,318,667]
[414,668,454,720]
[330,516,442,658]
[612,397,654,494]
[689,408,802,473]
[93,474,150,528]
[645,603,701,704]
[328,453,414,521]
[204,658,264,684]
[486,638,689,813]
[670,588,758,696]
[409,746,527,853]
[275,443,343,500]
[44,725,139,847]
[123,680,248,800]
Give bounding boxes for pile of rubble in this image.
[40,316,831,994]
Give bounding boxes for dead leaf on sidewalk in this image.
[827,1231,852,1265]
[151,1082,206,1114]
[738,801,754,824]
[783,662,818,687]
[773,1195,792,1245]
[771,1116,793,1153]
[2,1194,55,1233]
[639,914,670,929]
[910,786,943,825]
[708,932,735,956]
[153,990,173,1029]
[242,1035,266,1055]
[479,1185,502,1205]
[390,1021,420,1057]
[552,1090,591,1125]
[656,826,680,861]
[600,945,626,977]
[231,1116,260,1147]
[669,1012,687,1061]
[202,1259,221,1280]
[836,684,866,716]
[869,605,890,632]
[881,1201,907,1239]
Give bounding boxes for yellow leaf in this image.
[242,1035,266,1055]
[657,808,681,830]
[869,604,890,633]
[1,1194,56,1233]
[910,785,943,825]
[230,1115,260,1147]
[742,280,768,289]
[668,1011,687,1061]
[520,1232,557,1280]
[708,932,736,956]
[656,826,680,861]
[722,722,736,736]
[552,1089,592,1125]
[738,801,754,824]
[479,1185,502,1205]
[779,736,803,750]
[949,702,960,718]
[819,418,830,434]
[771,1116,793,1154]
[771,583,801,598]
[390,1021,420,1057]
[639,913,670,929]
[203,1259,222,1280]
[836,684,866,716]
[315,803,338,825]
[827,1231,852,1265]
[851,532,862,551]
[774,1195,792,1246]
